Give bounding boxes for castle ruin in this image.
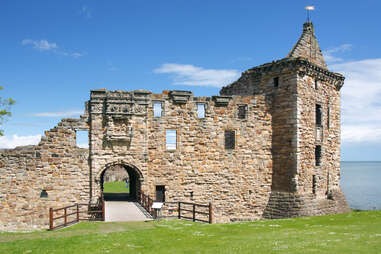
[0,22,350,231]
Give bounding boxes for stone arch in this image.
[97,160,144,181]
[98,160,144,200]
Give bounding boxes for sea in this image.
[341,161,381,210]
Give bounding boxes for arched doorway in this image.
[100,164,142,201]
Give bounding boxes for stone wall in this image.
[221,59,300,192]
[88,89,273,223]
[221,57,349,217]
[0,118,90,231]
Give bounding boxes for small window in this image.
[225,130,235,150]
[197,104,205,118]
[238,105,247,119]
[153,102,162,118]
[327,106,330,129]
[312,175,317,194]
[40,190,48,198]
[315,80,319,89]
[315,145,321,166]
[273,77,279,88]
[76,130,89,148]
[316,104,322,126]
[166,130,177,150]
[156,185,165,202]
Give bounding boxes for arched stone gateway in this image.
[97,162,144,201]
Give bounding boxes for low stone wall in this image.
[0,119,90,231]
[263,188,350,219]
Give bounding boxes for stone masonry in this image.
[0,21,350,230]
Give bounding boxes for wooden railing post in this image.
[209,203,213,224]
[64,207,67,226]
[193,204,196,222]
[49,208,53,230]
[178,202,181,219]
[76,203,79,222]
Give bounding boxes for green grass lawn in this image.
[103,181,129,193]
[1,210,380,253]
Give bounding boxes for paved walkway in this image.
[105,201,152,222]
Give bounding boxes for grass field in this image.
[103,181,129,193]
[1,210,380,253]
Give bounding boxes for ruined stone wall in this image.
[89,90,149,200]
[221,59,299,192]
[146,92,273,222]
[0,118,89,231]
[88,89,273,223]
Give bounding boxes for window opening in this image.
[153,102,162,118]
[76,130,89,148]
[273,77,279,88]
[327,105,330,129]
[166,130,177,150]
[315,145,322,166]
[316,104,322,126]
[312,175,317,194]
[40,190,48,198]
[225,130,235,150]
[315,80,319,89]
[156,185,165,202]
[197,104,205,118]
[238,105,247,119]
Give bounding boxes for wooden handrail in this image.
[167,201,213,224]
[49,195,105,230]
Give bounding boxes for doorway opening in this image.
[100,164,141,201]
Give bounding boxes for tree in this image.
[0,86,15,136]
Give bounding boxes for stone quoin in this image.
[0,21,350,231]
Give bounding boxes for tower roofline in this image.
[287,22,327,69]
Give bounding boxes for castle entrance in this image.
[100,164,142,201]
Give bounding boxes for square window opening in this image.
[315,145,322,166]
[153,102,162,118]
[225,130,235,150]
[316,104,322,126]
[76,130,89,148]
[238,105,247,119]
[197,104,205,118]
[166,130,177,150]
[155,185,165,202]
[327,106,330,129]
[273,77,279,88]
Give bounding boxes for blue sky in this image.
[0,1,380,161]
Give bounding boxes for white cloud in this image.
[330,58,381,143]
[154,63,240,87]
[22,39,57,51]
[323,44,352,63]
[30,110,84,117]
[0,134,41,149]
[77,143,89,149]
[22,39,83,58]
[342,125,381,143]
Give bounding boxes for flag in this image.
[305,6,315,11]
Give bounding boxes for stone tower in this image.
[220,22,350,218]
